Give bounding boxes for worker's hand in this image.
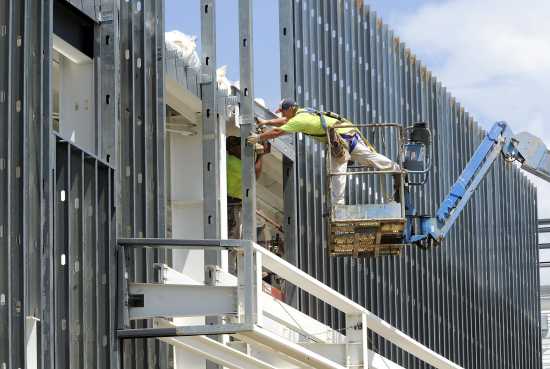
[246,132,261,145]
[255,117,268,127]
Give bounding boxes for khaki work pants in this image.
[331,136,400,205]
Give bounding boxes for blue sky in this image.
[165,0,435,110]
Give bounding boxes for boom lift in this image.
[328,121,550,257]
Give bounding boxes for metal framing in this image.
[200,0,223,264]
[279,0,300,308]
[116,238,466,369]
[0,0,53,368]
[118,0,167,367]
[53,136,115,369]
[279,1,541,368]
[1,0,167,368]
[239,0,257,241]
[0,0,541,368]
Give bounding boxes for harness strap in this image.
[340,133,360,152]
[296,108,348,136]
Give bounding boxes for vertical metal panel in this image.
[282,1,541,368]
[97,0,117,163]
[200,0,223,270]
[1,0,163,368]
[54,142,70,369]
[41,0,55,368]
[118,0,166,367]
[0,0,53,368]
[200,2,222,366]
[279,0,300,309]
[239,0,256,241]
[53,138,115,369]
[0,0,10,365]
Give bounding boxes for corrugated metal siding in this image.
[280,1,541,368]
[118,0,169,368]
[53,137,115,369]
[0,0,53,368]
[1,0,169,368]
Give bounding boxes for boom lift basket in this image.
[326,123,431,257]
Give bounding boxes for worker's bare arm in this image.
[260,128,287,141]
[257,117,288,127]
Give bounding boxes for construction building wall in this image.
[0,0,168,368]
[0,0,542,368]
[279,1,541,368]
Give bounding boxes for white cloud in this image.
[393,0,550,219]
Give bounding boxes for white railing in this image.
[117,238,463,369]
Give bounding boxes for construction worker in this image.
[247,99,400,205]
[226,136,266,239]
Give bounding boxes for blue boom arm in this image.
[408,121,535,244]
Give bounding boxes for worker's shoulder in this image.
[227,153,241,164]
[289,109,318,123]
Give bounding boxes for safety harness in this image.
[295,108,360,152]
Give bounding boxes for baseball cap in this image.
[275,98,298,113]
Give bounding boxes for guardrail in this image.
[116,238,463,369]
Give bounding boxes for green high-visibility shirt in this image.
[226,154,242,200]
[279,108,357,143]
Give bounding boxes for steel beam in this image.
[238,0,256,241]
[200,0,224,268]
[235,326,346,369]
[163,335,277,369]
[118,324,252,339]
[128,283,238,320]
[278,0,299,309]
[155,318,277,369]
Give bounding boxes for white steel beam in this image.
[167,263,345,343]
[255,244,464,369]
[255,245,365,314]
[364,312,463,369]
[235,325,346,369]
[261,293,345,344]
[157,263,202,285]
[25,317,40,369]
[52,34,92,64]
[301,343,406,369]
[238,0,257,240]
[155,319,276,369]
[165,77,202,125]
[154,244,463,369]
[128,283,237,320]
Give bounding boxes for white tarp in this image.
[165,30,201,70]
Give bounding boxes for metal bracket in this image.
[221,95,240,107]
[199,73,214,84]
[217,95,240,118]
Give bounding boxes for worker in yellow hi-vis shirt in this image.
[247,99,400,205]
[226,136,266,239]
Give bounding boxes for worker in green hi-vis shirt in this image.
[226,136,266,239]
[248,99,400,204]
